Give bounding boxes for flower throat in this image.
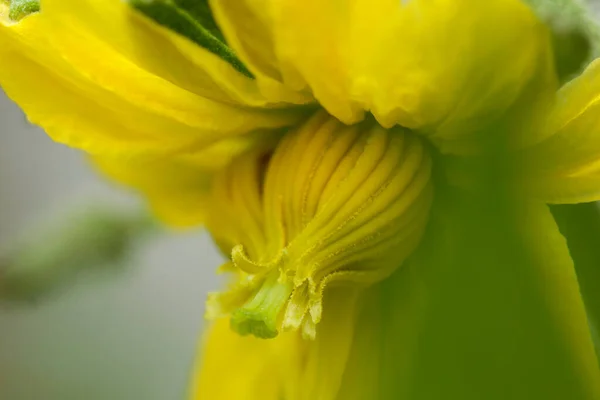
[204,111,434,339]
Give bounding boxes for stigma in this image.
[204,111,434,339]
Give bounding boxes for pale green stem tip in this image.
[230,274,293,339]
[8,0,40,21]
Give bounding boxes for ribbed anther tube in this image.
[205,111,434,339]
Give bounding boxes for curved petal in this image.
[92,130,283,227]
[189,318,303,400]
[552,203,600,342]
[0,3,307,157]
[518,59,600,204]
[207,0,315,106]
[358,196,600,399]
[39,0,311,107]
[92,155,211,228]
[211,0,552,147]
[333,288,385,399]
[190,287,365,400]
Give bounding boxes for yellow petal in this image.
[332,288,385,399]
[189,318,302,400]
[296,288,364,400]
[552,203,600,336]
[518,59,600,203]
[211,0,551,149]
[92,155,210,227]
[208,0,315,106]
[92,128,280,230]
[0,2,306,157]
[92,130,282,227]
[191,287,364,400]
[39,0,310,107]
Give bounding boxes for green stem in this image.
[230,272,293,339]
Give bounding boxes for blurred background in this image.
[0,91,223,400]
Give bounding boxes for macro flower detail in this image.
[205,111,433,339]
[5,0,38,21]
[3,0,600,399]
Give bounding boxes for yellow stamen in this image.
[204,111,434,339]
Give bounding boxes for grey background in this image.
[0,91,222,400]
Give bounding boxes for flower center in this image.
[229,269,293,339]
[204,111,434,339]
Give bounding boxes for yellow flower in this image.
[2,0,600,399]
[203,111,433,340]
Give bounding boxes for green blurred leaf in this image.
[526,0,600,80]
[0,207,156,303]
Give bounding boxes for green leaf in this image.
[551,202,600,357]
[0,207,156,304]
[167,0,224,41]
[128,0,253,78]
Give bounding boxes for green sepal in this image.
[128,0,253,78]
[8,0,39,21]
